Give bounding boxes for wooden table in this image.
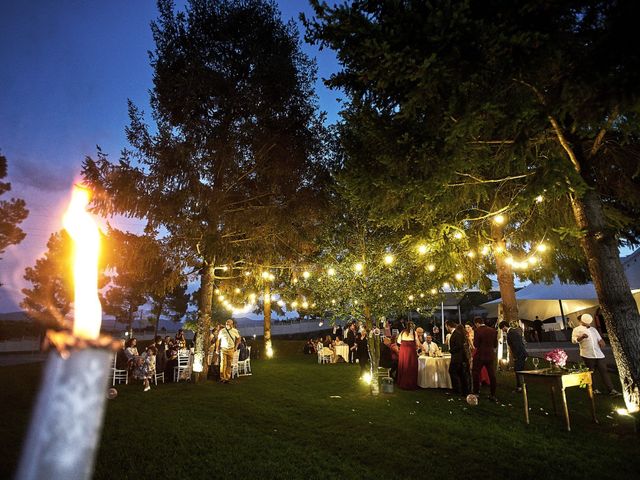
[517,369,598,432]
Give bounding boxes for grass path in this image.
[1,346,638,479]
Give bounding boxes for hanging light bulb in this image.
[354,262,364,272]
[420,293,425,298]
[537,243,548,252]
[222,265,228,272]
[455,272,464,281]
[248,293,256,301]
[453,231,463,239]
[261,271,270,279]
[276,299,284,307]
[430,288,437,295]
[417,244,428,255]
[408,295,414,301]
[331,299,336,305]
[427,264,435,272]
[480,245,490,256]
[244,270,251,276]
[302,301,309,309]
[466,251,475,258]
[327,267,336,276]
[302,270,311,279]
[218,295,225,301]
[291,301,298,309]
[214,288,220,295]
[535,195,544,203]
[383,254,394,265]
[234,287,241,294]
[443,282,450,289]
[493,214,506,225]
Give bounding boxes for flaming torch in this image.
[16,185,115,480]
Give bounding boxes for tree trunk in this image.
[491,222,519,325]
[194,263,214,383]
[368,331,381,395]
[571,189,640,412]
[363,304,373,329]
[153,299,165,340]
[263,283,273,358]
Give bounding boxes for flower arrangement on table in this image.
[544,348,568,369]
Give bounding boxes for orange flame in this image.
[62,186,102,340]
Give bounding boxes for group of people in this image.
[116,320,252,391]
[308,311,621,401]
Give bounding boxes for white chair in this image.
[317,345,332,364]
[231,350,240,379]
[238,346,252,376]
[154,371,165,385]
[174,350,193,382]
[111,353,128,386]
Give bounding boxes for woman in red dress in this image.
[396,322,418,390]
[465,322,490,385]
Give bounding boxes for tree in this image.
[83,0,329,378]
[0,154,29,262]
[21,231,74,328]
[305,0,640,411]
[149,282,190,339]
[101,228,187,337]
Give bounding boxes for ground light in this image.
[361,372,372,384]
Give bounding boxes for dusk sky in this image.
[0,1,341,312]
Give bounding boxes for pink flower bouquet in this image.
[544,348,568,368]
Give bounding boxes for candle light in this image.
[16,185,112,480]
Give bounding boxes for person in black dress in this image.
[355,328,369,377]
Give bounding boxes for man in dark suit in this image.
[499,321,528,392]
[472,317,498,401]
[345,323,357,364]
[333,324,344,340]
[445,320,469,396]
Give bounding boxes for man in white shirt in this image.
[571,313,619,396]
[422,334,441,357]
[216,319,240,383]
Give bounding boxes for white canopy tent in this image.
[482,249,640,322]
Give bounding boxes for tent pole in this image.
[441,302,445,343]
[558,299,566,330]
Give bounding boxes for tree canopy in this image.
[0,154,29,261]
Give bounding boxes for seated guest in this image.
[334,336,344,346]
[115,339,129,370]
[380,336,398,380]
[132,345,156,392]
[164,339,179,382]
[422,334,442,357]
[303,339,316,354]
[238,337,250,361]
[175,329,187,349]
[124,338,139,360]
[154,336,167,373]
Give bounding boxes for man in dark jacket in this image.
[473,317,499,401]
[445,320,469,396]
[500,321,528,392]
[345,323,357,364]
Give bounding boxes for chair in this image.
[317,344,332,364]
[174,349,193,382]
[154,371,165,385]
[111,353,128,386]
[238,346,252,376]
[231,350,240,379]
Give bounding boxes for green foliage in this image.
[0,153,29,261]
[20,231,74,328]
[304,0,640,281]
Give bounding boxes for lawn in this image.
[1,341,638,480]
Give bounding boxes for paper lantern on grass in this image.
[107,388,118,400]
[466,394,479,406]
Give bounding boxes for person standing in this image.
[472,317,498,401]
[216,319,240,384]
[572,313,620,395]
[532,316,543,342]
[355,327,369,377]
[396,322,419,390]
[346,323,357,364]
[445,321,469,396]
[499,321,528,392]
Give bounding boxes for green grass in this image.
[1,341,638,480]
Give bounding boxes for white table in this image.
[334,344,349,363]
[418,354,452,388]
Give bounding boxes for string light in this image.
[218,295,225,301]
[354,262,364,272]
[234,288,241,294]
[277,300,284,307]
[331,299,336,305]
[430,288,437,295]
[535,195,544,203]
[268,273,275,281]
[408,295,414,301]
[443,282,450,289]
[427,264,435,272]
[291,301,298,308]
[455,272,464,281]
[417,244,428,255]
[261,271,270,279]
[222,265,228,272]
[453,231,463,239]
[302,301,309,309]
[214,288,220,295]
[302,270,310,279]
[493,214,506,225]
[327,267,336,276]
[466,251,475,258]
[537,243,548,252]
[480,245,490,256]
[420,293,424,298]
[383,254,394,265]
[248,293,256,301]
[244,271,251,276]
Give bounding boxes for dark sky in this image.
[0,0,341,312]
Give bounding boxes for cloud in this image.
[11,156,72,193]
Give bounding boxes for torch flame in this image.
[62,186,102,340]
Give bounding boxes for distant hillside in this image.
[0,311,31,322]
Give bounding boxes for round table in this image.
[418,354,452,388]
[333,344,349,363]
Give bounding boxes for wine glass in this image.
[532,357,539,369]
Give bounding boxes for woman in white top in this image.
[572,313,619,395]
